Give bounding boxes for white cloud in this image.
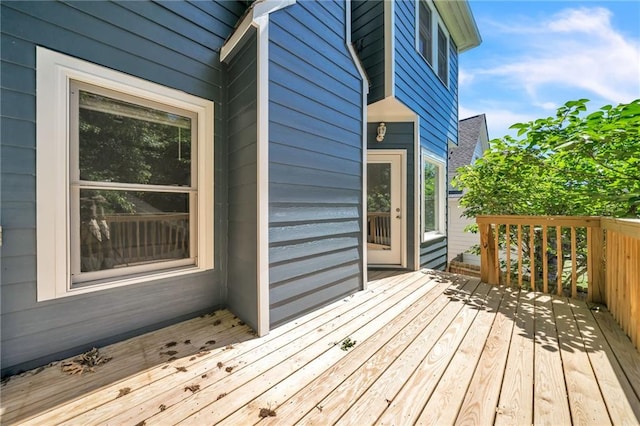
[459,68,474,87]
[472,7,640,105]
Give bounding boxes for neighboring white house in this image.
[448,114,489,264]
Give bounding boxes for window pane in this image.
[79,90,192,186]
[78,189,190,272]
[423,161,438,232]
[437,26,448,82]
[419,2,432,64]
[367,163,392,250]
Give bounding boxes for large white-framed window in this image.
[36,47,214,301]
[416,0,450,87]
[421,148,446,242]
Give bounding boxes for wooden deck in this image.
[2,270,640,425]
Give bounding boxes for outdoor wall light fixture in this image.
[376,122,386,142]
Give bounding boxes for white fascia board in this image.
[433,0,481,52]
[220,0,296,63]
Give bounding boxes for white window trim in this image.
[415,0,450,87]
[421,148,446,242]
[36,47,214,301]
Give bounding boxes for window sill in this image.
[422,232,445,244]
[38,265,212,302]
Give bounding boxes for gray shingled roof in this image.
[448,114,487,191]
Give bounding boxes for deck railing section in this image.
[602,218,640,348]
[104,213,189,266]
[367,212,391,246]
[478,215,640,349]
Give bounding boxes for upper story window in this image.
[421,149,446,241]
[437,25,448,83]
[418,1,433,65]
[36,47,214,301]
[416,0,450,87]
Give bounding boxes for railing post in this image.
[588,225,605,304]
[480,223,499,285]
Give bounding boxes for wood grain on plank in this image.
[455,286,519,425]
[133,272,432,425]
[494,290,535,426]
[533,294,571,425]
[552,298,611,425]
[331,280,489,425]
[228,275,462,426]
[571,300,640,424]
[411,285,506,425]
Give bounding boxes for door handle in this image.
[396,215,401,219]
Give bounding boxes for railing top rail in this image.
[601,217,640,240]
[476,215,601,227]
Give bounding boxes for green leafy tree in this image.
[453,99,640,218]
[452,99,640,291]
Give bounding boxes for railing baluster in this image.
[505,224,511,286]
[517,225,523,288]
[542,225,548,294]
[494,224,500,284]
[529,225,535,291]
[557,226,563,296]
[571,227,577,299]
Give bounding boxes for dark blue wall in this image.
[394,0,459,156]
[268,0,365,327]
[0,0,246,375]
[351,0,385,103]
[226,29,259,331]
[393,1,456,268]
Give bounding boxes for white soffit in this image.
[434,0,481,53]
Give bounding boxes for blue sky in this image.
[459,0,640,140]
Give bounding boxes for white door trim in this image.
[367,149,407,268]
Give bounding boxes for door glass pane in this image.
[78,189,190,272]
[367,163,392,250]
[78,90,192,186]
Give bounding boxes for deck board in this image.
[455,286,519,425]
[2,270,640,426]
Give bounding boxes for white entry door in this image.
[367,151,404,266]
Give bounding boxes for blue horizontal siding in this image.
[392,1,457,271]
[0,0,246,375]
[351,0,385,103]
[268,0,364,327]
[226,29,259,331]
[420,236,448,270]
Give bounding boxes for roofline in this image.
[220,0,296,63]
[434,0,481,53]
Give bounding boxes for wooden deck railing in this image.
[104,213,189,266]
[367,212,391,246]
[602,218,640,348]
[477,215,640,348]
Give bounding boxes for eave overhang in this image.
[434,0,481,53]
